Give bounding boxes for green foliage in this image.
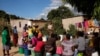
[0,10,24,35]
[40,18,45,20]
[62,0,100,20]
[0,10,24,20]
[0,23,12,35]
[9,14,22,19]
[47,6,74,34]
[67,24,77,36]
[93,2,100,20]
[40,24,48,35]
[63,0,95,15]
[41,18,66,35]
[0,10,6,18]
[52,18,66,34]
[47,6,74,20]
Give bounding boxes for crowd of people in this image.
[1,24,100,56]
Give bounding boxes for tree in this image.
[62,0,100,19]
[40,18,45,20]
[47,6,74,20]
[0,10,6,18]
[10,14,21,19]
[93,1,100,20]
[0,10,25,34]
[52,18,65,34]
[47,6,74,34]
[67,24,77,36]
[0,10,24,19]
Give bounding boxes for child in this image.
[45,42,53,56]
[18,36,24,54]
[32,32,38,47]
[28,26,33,39]
[87,34,95,56]
[34,38,44,56]
[22,34,30,56]
[73,35,78,56]
[56,36,63,56]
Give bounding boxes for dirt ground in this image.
[0,35,24,56]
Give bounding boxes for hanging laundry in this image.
[94,19,99,27]
[78,22,82,28]
[75,23,78,29]
[84,20,89,29]
[84,20,89,32]
[88,19,94,27]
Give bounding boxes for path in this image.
[0,35,24,56]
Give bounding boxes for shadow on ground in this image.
[10,51,18,56]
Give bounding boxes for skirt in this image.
[13,34,18,46]
[56,46,63,54]
[3,44,10,51]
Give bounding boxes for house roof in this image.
[29,19,51,22]
[10,19,51,22]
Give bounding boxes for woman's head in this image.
[14,26,17,29]
[66,34,70,40]
[3,26,8,30]
[63,31,66,35]
[38,38,42,41]
[33,31,38,37]
[57,36,61,40]
[77,31,84,37]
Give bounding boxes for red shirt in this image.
[34,41,44,52]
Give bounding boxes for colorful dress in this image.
[56,40,63,55]
[12,28,18,46]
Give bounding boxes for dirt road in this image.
[0,37,24,56]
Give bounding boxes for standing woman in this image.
[12,26,18,47]
[1,26,11,56]
[61,34,75,56]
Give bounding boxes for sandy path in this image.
[0,35,24,56]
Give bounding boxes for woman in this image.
[12,26,18,47]
[86,34,95,56]
[1,26,11,56]
[27,26,33,39]
[44,33,56,56]
[56,36,63,56]
[61,34,75,56]
[76,31,86,56]
[34,38,44,56]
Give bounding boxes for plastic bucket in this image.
[19,47,24,54]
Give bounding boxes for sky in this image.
[0,0,82,19]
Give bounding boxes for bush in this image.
[67,24,77,36]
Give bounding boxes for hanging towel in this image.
[94,19,99,27]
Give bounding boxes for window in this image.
[19,22,21,28]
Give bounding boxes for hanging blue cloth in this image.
[94,19,99,27]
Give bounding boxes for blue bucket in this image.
[24,48,31,55]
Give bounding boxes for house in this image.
[10,19,32,33]
[30,20,51,29]
[62,16,100,33]
[62,16,84,31]
[10,19,51,33]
